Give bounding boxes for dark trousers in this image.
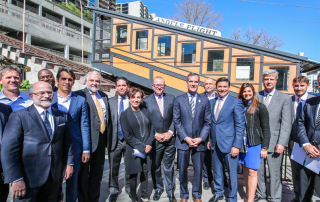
[288,145,303,201]
[129,159,148,201]
[0,170,9,202]
[202,149,213,184]
[78,133,106,202]
[151,141,176,194]
[178,149,205,199]
[15,172,60,202]
[109,139,130,194]
[212,145,239,202]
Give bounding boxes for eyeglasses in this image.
[32,91,53,97]
[39,75,53,80]
[153,84,165,88]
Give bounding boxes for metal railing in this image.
[34,45,92,65]
[43,12,62,24]
[0,3,92,44]
[14,0,39,14]
[66,22,90,36]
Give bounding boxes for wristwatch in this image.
[261,148,267,152]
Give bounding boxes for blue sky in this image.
[117,0,320,61]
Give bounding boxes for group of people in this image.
[0,65,319,202]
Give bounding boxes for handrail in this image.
[43,12,62,24]
[0,3,92,43]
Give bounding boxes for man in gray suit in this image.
[108,77,130,202]
[255,69,292,202]
[288,76,314,202]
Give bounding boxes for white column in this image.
[64,45,69,59]
[38,5,42,16]
[26,33,31,44]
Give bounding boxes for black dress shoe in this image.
[167,194,177,202]
[254,195,263,202]
[109,194,118,202]
[208,195,223,202]
[153,190,164,201]
[203,182,210,190]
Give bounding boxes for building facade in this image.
[117,1,150,19]
[89,7,320,96]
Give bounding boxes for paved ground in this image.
[7,154,320,202]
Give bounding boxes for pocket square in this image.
[58,123,65,126]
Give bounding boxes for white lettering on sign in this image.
[153,17,221,37]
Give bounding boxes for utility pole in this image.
[80,0,84,64]
[22,0,26,52]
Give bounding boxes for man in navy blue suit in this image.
[1,81,74,201]
[208,77,245,202]
[52,68,91,202]
[173,73,212,202]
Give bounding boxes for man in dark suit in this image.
[289,76,315,202]
[52,68,91,202]
[0,103,12,202]
[1,81,74,201]
[173,73,212,202]
[144,76,176,202]
[208,77,245,202]
[108,77,131,202]
[75,71,110,202]
[255,69,291,202]
[21,69,58,95]
[296,73,320,201]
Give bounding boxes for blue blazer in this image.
[209,95,245,153]
[52,92,91,154]
[297,96,320,147]
[173,93,212,151]
[1,105,74,188]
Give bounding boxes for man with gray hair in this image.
[0,65,33,111]
[75,71,110,202]
[255,69,292,202]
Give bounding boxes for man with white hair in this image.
[75,71,110,202]
[255,69,292,202]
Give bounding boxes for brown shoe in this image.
[193,198,202,202]
[180,199,188,202]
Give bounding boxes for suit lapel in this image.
[211,98,217,122]
[267,90,279,113]
[68,92,79,115]
[28,105,50,141]
[217,95,232,121]
[84,88,98,116]
[150,94,163,118]
[193,94,201,119]
[183,93,192,118]
[51,92,58,109]
[291,96,296,118]
[313,97,320,126]
[51,108,59,141]
[163,93,169,118]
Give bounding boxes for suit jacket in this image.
[75,88,110,153]
[1,105,74,188]
[256,90,292,152]
[120,106,154,175]
[209,95,245,153]
[0,103,13,167]
[144,93,175,145]
[297,96,320,147]
[108,95,122,152]
[173,93,212,151]
[290,94,315,143]
[52,92,90,154]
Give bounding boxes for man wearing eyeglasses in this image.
[1,81,74,201]
[144,77,176,202]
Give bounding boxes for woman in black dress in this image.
[120,87,154,202]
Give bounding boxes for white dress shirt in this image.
[294,93,308,116]
[263,88,276,106]
[214,94,229,113]
[187,92,197,108]
[88,89,107,125]
[205,92,217,100]
[118,95,129,115]
[57,92,72,113]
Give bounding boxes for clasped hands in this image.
[186,137,202,148]
[155,132,172,143]
[304,144,320,158]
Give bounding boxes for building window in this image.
[181,43,196,63]
[116,25,127,43]
[207,50,224,72]
[270,66,289,91]
[135,30,148,50]
[157,36,171,56]
[236,58,255,81]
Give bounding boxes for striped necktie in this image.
[264,94,270,108]
[316,105,320,125]
[190,95,195,119]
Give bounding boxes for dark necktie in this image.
[316,104,320,125]
[43,110,53,140]
[190,95,195,119]
[118,97,124,140]
[297,98,302,115]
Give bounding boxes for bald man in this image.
[1,81,74,201]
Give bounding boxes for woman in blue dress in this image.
[238,83,271,202]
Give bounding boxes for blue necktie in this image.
[118,97,124,140]
[43,110,53,140]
